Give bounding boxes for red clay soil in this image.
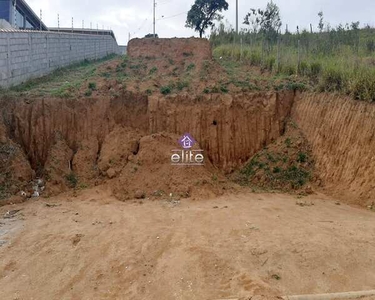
[0,89,294,203]
[127,38,212,62]
[292,92,375,207]
[0,38,375,208]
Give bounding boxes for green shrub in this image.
[286,82,308,92]
[349,72,375,102]
[149,67,158,75]
[88,82,97,90]
[186,63,196,72]
[297,152,308,163]
[220,84,229,93]
[84,89,92,97]
[66,172,78,188]
[160,86,172,95]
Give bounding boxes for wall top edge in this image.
[0,29,115,38]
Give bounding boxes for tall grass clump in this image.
[211,21,375,102]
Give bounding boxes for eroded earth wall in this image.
[149,91,294,171]
[292,93,375,206]
[0,91,293,181]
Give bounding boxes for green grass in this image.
[1,55,118,99]
[214,43,375,102]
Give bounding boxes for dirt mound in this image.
[110,132,231,201]
[235,122,316,193]
[120,38,224,97]
[128,38,212,62]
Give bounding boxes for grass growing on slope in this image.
[214,44,375,102]
[1,54,118,99]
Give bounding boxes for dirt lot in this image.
[1,188,375,300]
[1,38,375,300]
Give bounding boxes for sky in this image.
[26,0,375,45]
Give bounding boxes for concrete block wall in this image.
[0,30,121,87]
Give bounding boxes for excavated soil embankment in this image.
[1,37,374,207]
[292,93,375,207]
[0,90,294,201]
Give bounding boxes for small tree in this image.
[243,1,282,44]
[145,33,159,38]
[318,11,324,32]
[186,0,229,38]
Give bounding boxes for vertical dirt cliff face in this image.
[149,91,294,172]
[0,90,293,197]
[5,93,149,171]
[2,91,293,174]
[292,93,375,206]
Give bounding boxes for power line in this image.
[133,18,149,35]
[157,11,187,21]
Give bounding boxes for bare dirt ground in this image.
[1,188,375,300]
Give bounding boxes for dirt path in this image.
[0,189,374,300]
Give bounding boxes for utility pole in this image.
[57,14,60,32]
[71,17,73,33]
[153,0,156,38]
[40,9,42,30]
[236,0,238,34]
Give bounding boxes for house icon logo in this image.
[178,133,196,149]
[171,133,204,166]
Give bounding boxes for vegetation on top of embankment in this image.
[211,4,375,102]
[0,54,117,99]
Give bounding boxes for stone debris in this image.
[3,210,21,219]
